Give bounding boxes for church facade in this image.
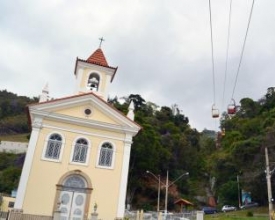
[12,46,141,220]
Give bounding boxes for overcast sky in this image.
[1,0,274,132]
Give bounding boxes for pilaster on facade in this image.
[14,120,41,209]
[117,142,132,217]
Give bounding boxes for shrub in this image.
[246,211,253,217]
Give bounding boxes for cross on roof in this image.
[99,37,105,48]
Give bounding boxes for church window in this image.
[45,134,62,159]
[87,73,100,91]
[84,108,92,116]
[98,142,113,167]
[72,138,88,163]
[63,175,86,189]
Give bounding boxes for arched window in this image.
[72,138,88,163]
[98,142,113,167]
[63,175,86,189]
[45,134,62,159]
[87,73,100,91]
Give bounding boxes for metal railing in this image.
[124,210,198,220]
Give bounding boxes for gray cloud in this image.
[1,0,274,131]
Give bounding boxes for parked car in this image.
[202,206,217,214]
[221,205,237,212]
[240,202,259,209]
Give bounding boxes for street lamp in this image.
[164,171,189,215]
[146,170,189,216]
[146,170,161,212]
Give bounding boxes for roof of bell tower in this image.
[86,48,108,67]
[74,47,118,82]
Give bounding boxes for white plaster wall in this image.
[0,141,28,154]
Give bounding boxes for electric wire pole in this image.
[237,175,241,208]
[265,146,273,220]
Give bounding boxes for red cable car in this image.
[212,104,219,118]
[227,99,236,115]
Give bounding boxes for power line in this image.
[231,0,255,100]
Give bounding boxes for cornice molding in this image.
[29,95,140,130]
[31,110,139,136]
[76,60,116,75]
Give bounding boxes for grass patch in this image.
[204,207,269,220]
[205,217,267,220]
[0,133,29,142]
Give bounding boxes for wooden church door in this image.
[59,175,87,220]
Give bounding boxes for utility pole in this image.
[147,170,188,215]
[237,175,241,208]
[164,171,189,218]
[165,171,169,215]
[265,146,273,220]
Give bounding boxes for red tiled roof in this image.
[86,48,108,66]
[74,48,118,81]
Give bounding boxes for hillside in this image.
[0,134,29,142]
[1,89,275,212]
[0,90,38,136]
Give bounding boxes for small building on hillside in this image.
[12,44,141,220]
[0,193,16,212]
[1,197,15,212]
[174,198,194,212]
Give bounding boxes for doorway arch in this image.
[54,170,92,220]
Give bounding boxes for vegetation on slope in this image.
[0,89,37,135]
[1,88,275,212]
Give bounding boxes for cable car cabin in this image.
[228,105,236,114]
[227,99,236,115]
[212,105,219,118]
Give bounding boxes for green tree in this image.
[0,167,22,193]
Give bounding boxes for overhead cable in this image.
[231,0,255,99]
[208,0,216,105]
[222,0,233,109]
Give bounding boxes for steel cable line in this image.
[208,0,216,106]
[222,0,233,109]
[231,0,255,100]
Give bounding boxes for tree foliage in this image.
[2,88,275,210]
[0,90,37,135]
[0,153,25,193]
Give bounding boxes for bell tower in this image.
[74,41,118,101]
